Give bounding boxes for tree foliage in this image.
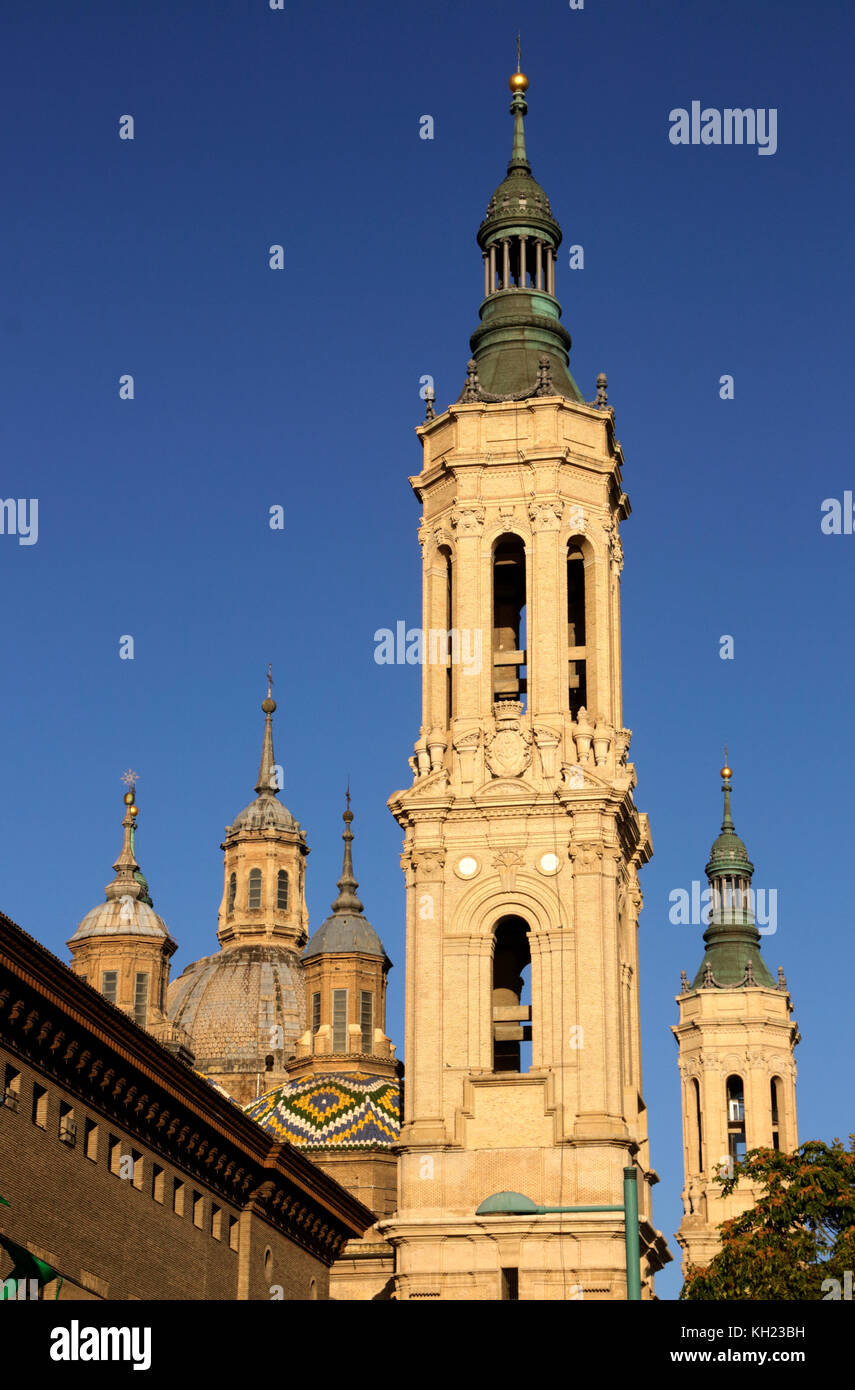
[681,1137,855,1300]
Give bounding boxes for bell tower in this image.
[382,67,670,1299]
[673,762,799,1277]
[216,674,309,953]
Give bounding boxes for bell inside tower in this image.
[492,535,527,705]
[492,916,532,1073]
[567,544,587,718]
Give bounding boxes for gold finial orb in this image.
[123,791,135,806]
[721,764,732,780]
[509,71,529,93]
[129,805,139,817]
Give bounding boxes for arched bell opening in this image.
[726,1074,746,1163]
[492,534,527,708]
[770,1075,783,1151]
[492,915,532,1073]
[566,539,588,719]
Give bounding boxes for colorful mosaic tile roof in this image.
[244,1073,401,1150]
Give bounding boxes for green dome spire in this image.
[461,66,584,405]
[704,766,754,881]
[690,761,774,990]
[508,82,530,173]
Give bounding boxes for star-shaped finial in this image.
[121,769,139,788]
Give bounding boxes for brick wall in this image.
[0,1049,328,1300]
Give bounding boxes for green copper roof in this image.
[129,824,153,907]
[478,89,561,251]
[690,770,774,990]
[464,75,583,405]
[475,1191,538,1215]
[705,777,754,880]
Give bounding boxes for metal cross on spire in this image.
[266,663,274,698]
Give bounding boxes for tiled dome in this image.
[70,898,171,942]
[167,943,305,1077]
[245,1073,401,1149]
[227,794,300,834]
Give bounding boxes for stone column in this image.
[519,236,527,288]
[489,244,496,292]
[535,239,543,290]
[401,849,447,1144]
[570,843,626,1131]
[502,238,510,290]
[450,507,486,720]
[483,251,489,299]
[527,499,565,716]
[421,532,452,737]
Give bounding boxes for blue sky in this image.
[1,0,852,1298]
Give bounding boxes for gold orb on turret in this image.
[721,764,732,780]
[123,791,135,806]
[509,71,529,93]
[129,804,139,817]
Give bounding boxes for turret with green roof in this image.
[689,761,776,990]
[459,62,585,404]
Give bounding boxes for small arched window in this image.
[264,1054,274,1073]
[691,1078,703,1173]
[248,868,262,910]
[726,1075,746,1163]
[439,544,454,724]
[227,872,237,914]
[360,991,374,1054]
[771,1076,782,1150]
[567,541,587,718]
[277,869,289,911]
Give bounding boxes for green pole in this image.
[623,1166,641,1301]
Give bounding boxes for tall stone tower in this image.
[382,68,670,1300]
[673,762,799,1277]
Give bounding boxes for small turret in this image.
[690,760,774,989]
[290,794,397,1080]
[68,774,191,1061]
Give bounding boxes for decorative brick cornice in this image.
[0,912,373,1265]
